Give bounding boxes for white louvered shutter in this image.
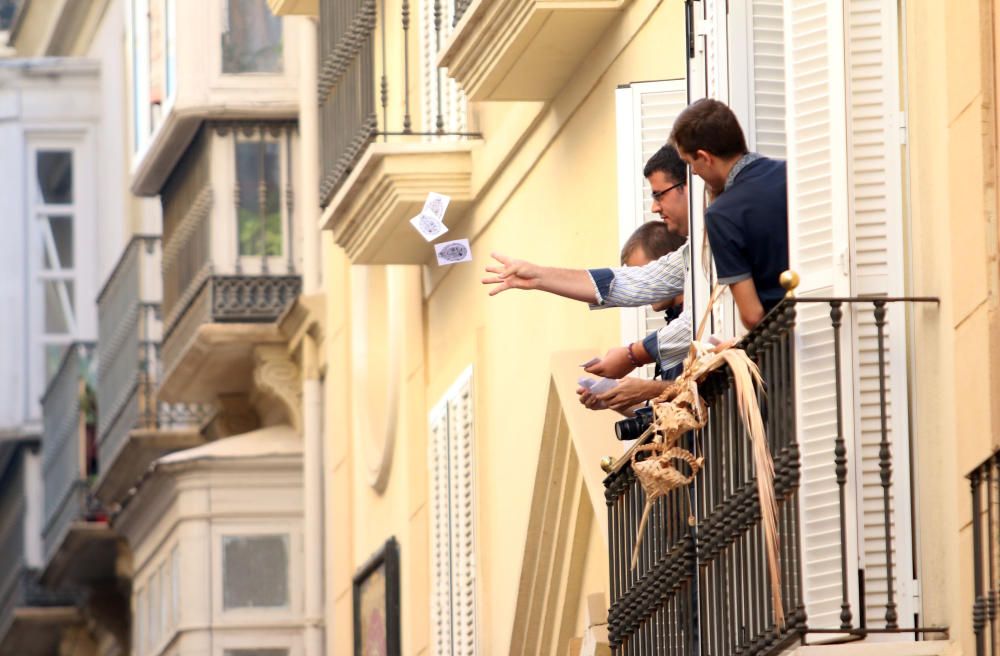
[783,0,858,632]
[429,367,477,656]
[421,1,467,138]
[844,0,915,628]
[614,79,688,378]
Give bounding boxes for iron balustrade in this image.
[604,296,947,655]
[96,236,213,481]
[40,342,100,563]
[969,451,1000,656]
[318,0,480,207]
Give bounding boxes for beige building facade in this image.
[0,0,997,655]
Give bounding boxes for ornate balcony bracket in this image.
[251,344,302,432]
[321,142,475,264]
[439,0,630,101]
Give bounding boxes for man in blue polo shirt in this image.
[671,97,788,328]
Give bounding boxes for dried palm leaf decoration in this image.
[628,286,784,628]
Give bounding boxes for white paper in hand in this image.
[409,212,449,242]
[578,376,618,395]
[434,239,472,266]
[423,192,451,222]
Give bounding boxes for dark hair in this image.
[642,144,687,185]
[620,220,686,265]
[669,98,748,159]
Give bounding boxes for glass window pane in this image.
[236,141,282,257]
[36,151,73,204]
[44,280,73,333]
[222,0,283,74]
[0,0,23,30]
[44,344,66,382]
[48,215,73,268]
[222,534,288,609]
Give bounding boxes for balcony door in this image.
[687,0,917,633]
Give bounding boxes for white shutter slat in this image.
[750,0,787,158]
[844,0,914,628]
[615,80,687,380]
[429,404,453,655]
[784,0,858,631]
[430,367,476,656]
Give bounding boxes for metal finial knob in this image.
[780,270,800,298]
[600,456,615,473]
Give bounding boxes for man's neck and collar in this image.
[722,152,763,191]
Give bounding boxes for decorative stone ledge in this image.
[439,0,630,101]
[321,142,476,264]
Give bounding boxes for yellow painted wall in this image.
[325,0,689,653]
[906,0,1000,651]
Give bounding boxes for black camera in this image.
[614,406,654,441]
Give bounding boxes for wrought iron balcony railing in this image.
[40,342,100,564]
[603,296,946,654]
[969,451,1000,656]
[96,236,212,482]
[318,0,479,207]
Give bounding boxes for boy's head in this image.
[643,144,689,237]
[620,220,686,267]
[670,98,748,192]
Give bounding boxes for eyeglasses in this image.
[651,182,684,202]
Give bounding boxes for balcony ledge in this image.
[0,607,81,656]
[321,142,475,264]
[131,102,298,197]
[41,523,119,588]
[159,322,287,403]
[268,0,318,15]
[93,428,206,507]
[439,0,630,101]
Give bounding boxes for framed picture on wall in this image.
[352,536,400,656]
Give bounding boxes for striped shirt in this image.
[587,243,691,370]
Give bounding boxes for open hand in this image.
[576,386,607,411]
[482,253,541,296]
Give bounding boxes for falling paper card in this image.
[409,212,449,242]
[422,192,451,222]
[435,238,472,266]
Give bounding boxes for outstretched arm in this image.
[482,252,599,303]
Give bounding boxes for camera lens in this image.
[614,406,654,441]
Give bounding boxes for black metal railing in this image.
[41,342,101,563]
[604,296,946,654]
[96,236,212,481]
[969,451,1000,656]
[318,0,479,207]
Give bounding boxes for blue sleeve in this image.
[588,268,614,304]
[705,208,752,284]
[641,332,660,365]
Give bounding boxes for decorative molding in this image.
[438,0,629,101]
[321,143,475,264]
[252,345,303,432]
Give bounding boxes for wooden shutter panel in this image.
[844,0,915,628]
[429,403,453,654]
[429,368,477,655]
[749,0,787,159]
[783,0,857,631]
[614,80,688,376]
